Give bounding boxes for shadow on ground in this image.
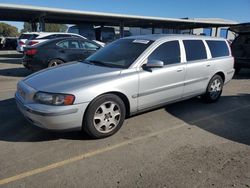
[0,67,32,77]
[0,57,23,65]
[0,98,92,142]
[165,93,250,146]
[1,94,250,145]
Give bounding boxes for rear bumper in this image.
[16,45,23,52]
[15,92,89,131]
[22,56,46,71]
[225,69,235,84]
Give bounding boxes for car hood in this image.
[23,61,122,92]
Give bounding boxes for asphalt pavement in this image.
[0,54,250,188]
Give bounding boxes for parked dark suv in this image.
[230,23,250,73]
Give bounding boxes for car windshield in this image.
[86,39,153,68]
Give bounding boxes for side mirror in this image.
[143,59,164,69]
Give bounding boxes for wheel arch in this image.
[83,91,131,122]
[214,71,225,83]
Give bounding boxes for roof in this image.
[125,34,226,41]
[0,3,238,29]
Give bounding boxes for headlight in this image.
[34,92,75,105]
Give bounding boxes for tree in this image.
[45,23,67,32]
[21,22,68,33]
[20,22,32,33]
[0,22,19,37]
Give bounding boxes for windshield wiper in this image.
[86,60,119,68]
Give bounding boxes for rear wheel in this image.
[202,75,223,103]
[83,94,126,139]
[48,59,64,68]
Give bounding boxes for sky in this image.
[1,0,250,31]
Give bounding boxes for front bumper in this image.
[15,92,89,131]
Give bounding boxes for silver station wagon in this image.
[15,34,235,138]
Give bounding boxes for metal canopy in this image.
[0,3,238,29]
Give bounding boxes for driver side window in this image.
[148,41,181,65]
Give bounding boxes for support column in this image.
[30,21,37,32]
[152,27,155,34]
[39,17,45,32]
[215,27,218,37]
[119,21,124,38]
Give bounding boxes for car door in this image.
[138,40,186,110]
[79,40,100,60]
[57,39,82,61]
[182,40,210,97]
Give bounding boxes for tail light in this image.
[226,40,234,66]
[226,40,232,56]
[24,49,37,56]
[28,41,38,46]
[19,41,25,45]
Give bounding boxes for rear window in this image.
[19,34,38,40]
[183,40,207,61]
[206,40,229,58]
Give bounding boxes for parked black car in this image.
[23,37,102,71]
[1,37,17,50]
[230,23,250,74]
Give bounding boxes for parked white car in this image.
[16,32,39,52]
[25,32,87,47]
[17,32,105,53]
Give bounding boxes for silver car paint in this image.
[15,34,235,130]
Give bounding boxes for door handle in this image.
[177,68,184,72]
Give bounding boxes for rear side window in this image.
[148,41,180,65]
[183,40,207,61]
[206,40,229,58]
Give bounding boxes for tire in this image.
[202,75,224,103]
[83,94,126,139]
[48,59,64,68]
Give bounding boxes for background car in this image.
[23,37,102,71]
[230,23,250,74]
[25,32,87,47]
[2,37,18,50]
[17,33,39,52]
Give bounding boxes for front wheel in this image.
[202,75,224,103]
[83,94,126,139]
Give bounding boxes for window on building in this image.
[203,28,212,36]
[220,29,228,38]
